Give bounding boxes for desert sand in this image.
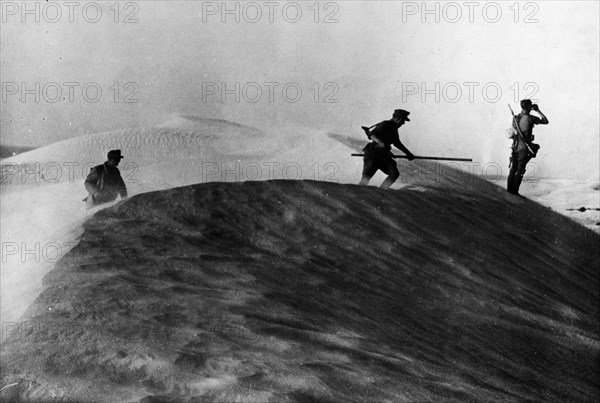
[1,117,598,402]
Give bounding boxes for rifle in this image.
[351,154,472,162]
[361,124,376,138]
[508,103,535,156]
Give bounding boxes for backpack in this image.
[82,164,106,202]
[511,114,540,158]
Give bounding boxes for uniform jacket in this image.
[85,162,127,204]
[369,120,403,150]
[512,113,541,152]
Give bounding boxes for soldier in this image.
[84,149,128,209]
[507,100,549,195]
[359,109,415,189]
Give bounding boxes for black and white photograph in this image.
[1,1,599,401]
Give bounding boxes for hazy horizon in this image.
[1,1,599,180]
[1,4,599,400]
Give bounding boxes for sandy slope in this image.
[1,170,598,401]
[1,116,598,401]
[0,117,359,325]
[328,131,600,233]
[523,179,600,233]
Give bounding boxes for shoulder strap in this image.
[513,113,523,128]
[511,113,523,150]
[96,164,106,190]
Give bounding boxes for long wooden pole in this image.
[351,154,473,162]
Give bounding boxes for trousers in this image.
[507,149,531,194]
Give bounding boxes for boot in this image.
[380,176,396,189]
[511,174,524,195]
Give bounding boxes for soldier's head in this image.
[107,149,124,166]
[520,99,533,113]
[392,109,411,127]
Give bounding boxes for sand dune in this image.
[1,117,598,401]
[1,116,365,191]
[1,117,280,192]
[524,179,600,233]
[0,117,362,325]
[1,173,598,401]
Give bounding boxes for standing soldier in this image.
[507,100,549,195]
[359,109,416,189]
[84,149,128,209]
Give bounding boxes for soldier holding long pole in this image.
[355,109,472,189]
[358,109,416,189]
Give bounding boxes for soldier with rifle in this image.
[359,109,416,189]
[507,100,549,195]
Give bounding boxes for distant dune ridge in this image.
[0,146,36,160]
[0,116,360,323]
[1,116,280,191]
[0,116,599,401]
[1,115,366,193]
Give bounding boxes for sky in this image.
[1,0,599,180]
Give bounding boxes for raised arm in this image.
[532,104,549,124]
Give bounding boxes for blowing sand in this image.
[1,118,598,401]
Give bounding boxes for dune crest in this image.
[1,117,362,326]
[1,175,598,402]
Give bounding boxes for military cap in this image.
[107,149,124,160]
[393,109,411,121]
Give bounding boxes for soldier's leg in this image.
[507,152,518,193]
[511,152,531,194]
[360,156,378,185]
[359,176,370,186]
[380,158,400,189]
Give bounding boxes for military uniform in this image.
[360,110,414,189]
[507,111,543,195]
[84,150,128,208]
[361,121,402,181]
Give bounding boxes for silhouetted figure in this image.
[507,100,549,195]
[84,149,128,209]
[359,109,415,189]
